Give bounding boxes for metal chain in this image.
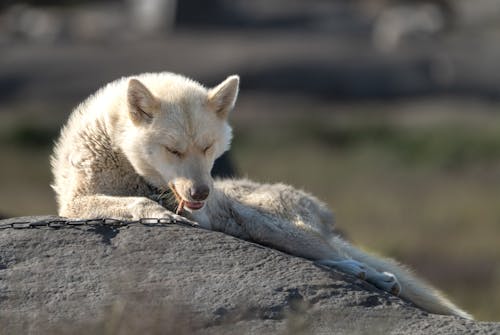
[0,217,198,230]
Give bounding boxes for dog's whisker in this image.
[176,200,185,214]
[155,188,182,212]
[167,182,186,214]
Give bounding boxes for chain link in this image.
[0,217,198,230]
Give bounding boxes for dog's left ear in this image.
[208,75,239,119]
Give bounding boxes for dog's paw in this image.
[317,259,402,296]
[316,259,367,280]
[366,269,401,296]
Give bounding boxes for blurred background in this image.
[0,0,499,320]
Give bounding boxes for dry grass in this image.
[2,297,198,335]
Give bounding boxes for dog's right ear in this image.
[127,79,159,125]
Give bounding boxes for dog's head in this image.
[120,73,239,211]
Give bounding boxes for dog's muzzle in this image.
[168,182,208,213]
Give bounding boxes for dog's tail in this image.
[331,236,473,319]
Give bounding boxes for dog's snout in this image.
[190,184,210,201]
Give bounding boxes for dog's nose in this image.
[190,185,209,201]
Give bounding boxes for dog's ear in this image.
[208,75,239,119]
[127,78,159,125]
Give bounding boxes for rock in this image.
[0,216,498,334]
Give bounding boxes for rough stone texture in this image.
[0,216,499,334]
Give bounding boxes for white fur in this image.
[51,72,236,219]
[189,179,472,319]
[51,72,472,320]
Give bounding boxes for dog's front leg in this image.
[61,194,197,226]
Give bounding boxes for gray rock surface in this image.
[0,216,499,334]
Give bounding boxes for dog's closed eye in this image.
[165,146,183,158]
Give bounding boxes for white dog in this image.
[51,72,472,319]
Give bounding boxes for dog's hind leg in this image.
[316,259,401,295]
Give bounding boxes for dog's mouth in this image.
[184,201,204,210]
[168,182,205,213]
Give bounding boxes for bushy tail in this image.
[332,237,473,319]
